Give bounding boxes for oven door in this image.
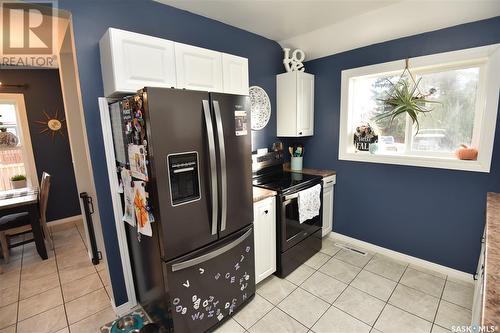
[280,186,322,252]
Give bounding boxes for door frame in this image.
[54,10,136,314]
[0,93,39,188]
[98,97,137,312]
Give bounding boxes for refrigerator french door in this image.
[209,93,253,238]
[143,88,253,261]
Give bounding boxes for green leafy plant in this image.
[10,174,26,181]
[373,60,441,134]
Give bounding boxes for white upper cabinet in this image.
[174,43,223,92]
[277,71,315,137]
[222,53,249,95]
[99,28,177,97]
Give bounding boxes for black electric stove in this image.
[253,171,321,194]
[252,151,323,277]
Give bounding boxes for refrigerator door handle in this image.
[171,227,252,272]
[213,100,228,232]
[202,100,218,236]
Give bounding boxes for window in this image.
[339,44,500,172]
[0,94,37,190]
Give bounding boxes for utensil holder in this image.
[290,156,303,171]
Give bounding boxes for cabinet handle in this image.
[480,236,485,244]
[264,210,269,214]
[298,132,302,135]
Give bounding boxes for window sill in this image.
[339,151,489,173]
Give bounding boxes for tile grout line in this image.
[370,263,410,331]
[431,275,448,329]
[306,248,377,330]
[241,242,468,333]
[52,225,75,332]
[14,236,26,333]
[321,253,452,306]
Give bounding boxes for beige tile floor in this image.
[0,220,117,333]
[215,237,474,333]
[2,223,474,333]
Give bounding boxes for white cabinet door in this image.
[254,196,276,284]
[175,43,223,92]
[100,28,176,97]
[222,53,249,95]
[277,71,315,137]
[322,175,335,237]
[296,72,314,136]
[322,186,334,237]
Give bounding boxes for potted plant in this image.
[10,174,27,189]
[373,59,440,134]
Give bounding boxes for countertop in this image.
[253,187,277,203]
[484,192,500,327]
[283,163,336,178]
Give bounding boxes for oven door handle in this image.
[284,192,299,201]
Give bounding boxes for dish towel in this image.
[298,184,321,223]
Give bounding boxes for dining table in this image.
[0,188,48,260]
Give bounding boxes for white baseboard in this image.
[112,300,137,317]
[47,215,82,226]
[329,232,474,282]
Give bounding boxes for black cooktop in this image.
[253,171,322,193]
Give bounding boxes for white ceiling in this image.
[156,0,500,60]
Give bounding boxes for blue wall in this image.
[0,69,81,221]
[57,0,282,305]
[286,17,500,273]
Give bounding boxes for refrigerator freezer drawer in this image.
[164,226,255,332]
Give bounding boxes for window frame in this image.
[339,44,500,173]
[0,93,38,187]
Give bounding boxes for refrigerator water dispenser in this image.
[168,152,200,206]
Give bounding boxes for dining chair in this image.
[0,172,53,264]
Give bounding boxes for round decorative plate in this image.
[249,86,271,130]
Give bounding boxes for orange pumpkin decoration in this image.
[456,144,478,160]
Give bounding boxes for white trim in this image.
[0,93,39,186]
[47,215,82,226]
[339,44,500,173]
[112,300,135,317]
[329,232,473,282]
[99,97,138,309]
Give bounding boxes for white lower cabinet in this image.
[253,196,276,284]
[322,175,336,237]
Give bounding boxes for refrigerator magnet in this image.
[121,169,136,226]
[133,180,152,237]
[128,144,149,181]
[234,111,248,136]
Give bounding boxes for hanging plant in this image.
[373,59,440,134]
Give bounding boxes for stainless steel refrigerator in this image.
[106,88,254,332]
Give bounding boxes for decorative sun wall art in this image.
[35,110,65,141]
